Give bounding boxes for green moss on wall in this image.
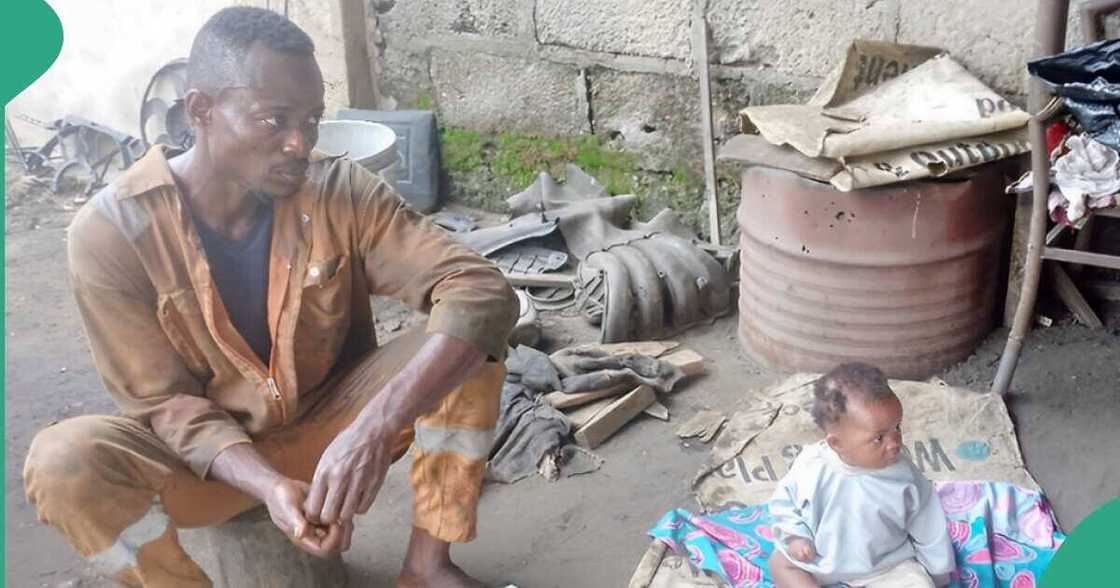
[437,127,742,244]
[441,128,484,173]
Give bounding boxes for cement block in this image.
[898,0,1085,99]
[535,0,691,60]
[179,507,347,588]
[379,45,435,111]
[897,0,1033,97]
[590,69,699,171]
[707,0,900,77]
[430,49,590,135]
[375,0,526,42]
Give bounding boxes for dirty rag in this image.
[487,379,571,484]
[1052,135,1120,223]
[1007,134,1120,224]
[647,481,1064,588]
[550,347,685,395]
[487,346,570,483]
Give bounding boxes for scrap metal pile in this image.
[443,165,735,482]
[453,164,735,344]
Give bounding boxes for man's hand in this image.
[786,537,818,563]
[209,443,354,557]
[304,419,396,525]
[304,333,487,526]
[265,478,355,557]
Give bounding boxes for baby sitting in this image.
[767,363,955,587]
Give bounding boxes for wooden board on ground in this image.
[643,401,670,421]
[575,385,656,449]
[547,382,633,410]
[659,349,706,377]
[566,396,616,429]
[564,340,680,358]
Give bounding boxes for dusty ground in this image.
[4,161,1118,587]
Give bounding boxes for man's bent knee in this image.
[24,416,143,518]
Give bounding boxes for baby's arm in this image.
[907,477,956,586]
[770,468,817,562]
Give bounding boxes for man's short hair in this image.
[188,6,315,93]
[810,362,895,429]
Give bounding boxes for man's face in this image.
[202,44,325,199]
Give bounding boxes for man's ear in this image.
[183,89,214,129]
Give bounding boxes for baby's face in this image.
[827,393,904,469]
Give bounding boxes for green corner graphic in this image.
[1041,498,1119,586]
[0,0,64,105]
[3,1,65,583]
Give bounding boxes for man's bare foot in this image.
[398,526,486,588]
[396,562,485,588]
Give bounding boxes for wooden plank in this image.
[1069,216,1095,276]
[1043,247,1120,271]
[338,0,379,109]
[546,382,632,410]
[659,349,706,377]
[566,397,615,429]
[692,0,720,245]
[505,272,576,289]
[559,340,680,358]
[1004,191,1034,326]
[574,385,656,449]
[643,401,670,421]
[1049,264,1104,328]
[1045,223,1067,246]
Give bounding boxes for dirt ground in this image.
[4,162,1118,587]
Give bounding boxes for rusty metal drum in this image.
[737,166,1008,379]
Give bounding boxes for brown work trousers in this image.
[23,329,504,587]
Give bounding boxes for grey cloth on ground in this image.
[487,346,571,483]
[487,380,572,483]
[488,345,680,482]
[549,348,685,394]
[504,345,562,392]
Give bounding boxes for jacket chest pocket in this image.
[157,289,219,382]
[296,254,353,368]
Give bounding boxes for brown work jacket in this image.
[67,147,517,478]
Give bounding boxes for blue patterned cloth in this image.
[649,482,1065,588]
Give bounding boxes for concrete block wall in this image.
[371,0,1100,173]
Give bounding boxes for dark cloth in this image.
[194,205,274,364]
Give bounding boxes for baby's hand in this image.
[787,538,817,562]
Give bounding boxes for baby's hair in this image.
[810,362,894,429]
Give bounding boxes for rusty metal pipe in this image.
[992,0,1070,396]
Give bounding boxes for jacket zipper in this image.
[266,376,282,401]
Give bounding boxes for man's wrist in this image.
[211,443,286,503]
[356,392,409,439]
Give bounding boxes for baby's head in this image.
[810,362,903,469]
